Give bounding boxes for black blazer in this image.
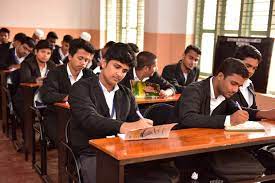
[50,48,62,65]
[88,49,101,70]
[69,74,140,155]
[162,60,200,93]
[175,77,258,129]
[230,82,257,109]
[119,68,175,91]
[19,56,56,83]
[40,64,94,104]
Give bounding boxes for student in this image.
[46,31,58,49]
[19,40,56,83]
[231,44,262,109]
[120,51,175,97]
[69,43,175,183]
[0,36,35,70]
[162,45,201,93]
[128,42,139,55]
[51,34,73,65]
[32,29,44,45]
[0,27,10,45]
[0,33,29,68]
[175,58,275,181]
[39,38,95,145]
[0,37,35,96]
[88,41,115,71]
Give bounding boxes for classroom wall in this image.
[0,0,100,48]
[144,0,196,72]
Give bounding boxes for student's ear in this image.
[217,72,224,80]
[68,54,73,62]
[101,59,107,68]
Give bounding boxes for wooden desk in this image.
[54,102,70,183]
[90,121,275,183]
[20,82,41,161]
[135,94,180,105]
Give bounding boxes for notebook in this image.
[118,123,177,141]
[225,121,265,132]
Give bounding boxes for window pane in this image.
[127,29,137,43]
[251,0,270,31]
[224,0,241,30]
[106,0,117,41]
[203,0,217,30]
[200,33,215,74]
[223,33,238,37]
[127,0,138,28]
[267,41,275,93]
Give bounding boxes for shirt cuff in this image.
[224,115,231,127]
[164,88,175,97]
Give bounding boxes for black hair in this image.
[36,39,53,51]
[215,57,249,79]
[128,43,139,53]
[69,38,95,56]
[234,44,262,63]
[104,41,116,48]
[0,28,10,34]
[13,33,27,43]
[46,31,58,40]
[63,34,73,43]
[23,37,36,49]
[104,42,136,68]
[136,51,156,70]
[184,45,201,55]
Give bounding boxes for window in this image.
[195,0,275,94]
[102,0,144,50]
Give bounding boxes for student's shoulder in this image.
[163,62,178,71]
[184,78,209,93]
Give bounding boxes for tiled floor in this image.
[0,125,58,183]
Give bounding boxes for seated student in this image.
[80,31,91,42]
[13,40,56,121]
[19,40,56,83]
[88,40,115,71]
[231,45,264,109]
[39,38,95,145]
[51,34,73,65]
[0,27,11,46]
[175,58,275,182]
[0,37,35,96]
[69,43,176,183]
[162,45,201,93]
[46,31,59,49]
[10,32,27,49]
[0,36,35,70]
[32,29,44,45]
[128,42,139,55]
[120,51,176,97]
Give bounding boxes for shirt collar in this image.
[67,64,83,82]
[210,77,225,100]
[59,48,68,59]
[240,79,252,89]
[99,80,119,93]
[14,48,27,63]
[133,68,149,82]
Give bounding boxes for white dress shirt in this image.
[58,48,68,64]
[209,77,231,127]
[99,81,120,119]
[239,79,253,107]
[67,64,83,85]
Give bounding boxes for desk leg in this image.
[1,73,7,135]
[96,151,124,183]
[56,107,70,183]
[1,86,7,136]
[22,87,35,161]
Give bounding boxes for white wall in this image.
[0,0,100,29]
[144,0,195,34]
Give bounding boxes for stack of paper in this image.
[225,121,265,132]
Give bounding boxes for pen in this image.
[235,101,242,110]
[136,110,144,119]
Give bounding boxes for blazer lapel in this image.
[93,80,111,118]
[113,90,122,120]
[175,61,186,85]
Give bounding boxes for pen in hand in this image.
[136,110,144,119]
[235,101,242,110]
